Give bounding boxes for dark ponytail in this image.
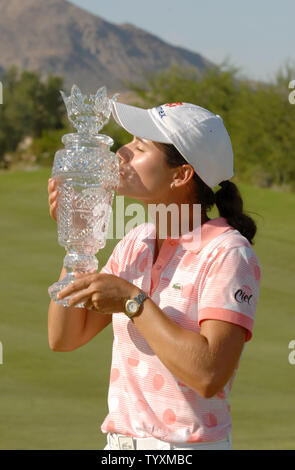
[157,143,258,245]
[215,180,257,245]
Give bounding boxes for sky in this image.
[69,0,294,83]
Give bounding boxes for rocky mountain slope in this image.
[0,0,212,92]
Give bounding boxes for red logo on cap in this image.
[165,102,183,107]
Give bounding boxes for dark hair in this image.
[158,143,258,245]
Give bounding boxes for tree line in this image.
[0,62,294,191]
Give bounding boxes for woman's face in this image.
[116,136,175,202]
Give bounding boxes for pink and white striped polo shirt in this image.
[100,217,262,443]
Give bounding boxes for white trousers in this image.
[104,432,232,450]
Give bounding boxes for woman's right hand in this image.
[48,178,59,222]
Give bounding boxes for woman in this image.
[48,101,262,450]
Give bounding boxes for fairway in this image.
[0,168,294,450]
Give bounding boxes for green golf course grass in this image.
[0,167,294,450]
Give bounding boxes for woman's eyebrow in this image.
[134,137,149,146]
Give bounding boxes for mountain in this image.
[0,0,212,93]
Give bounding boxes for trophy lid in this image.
[60,85,119,135]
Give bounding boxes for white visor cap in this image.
[111,101,234,189]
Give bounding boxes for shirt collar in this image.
[141,217,234,253]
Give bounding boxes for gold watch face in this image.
[126,300,139,316]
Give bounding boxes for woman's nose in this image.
[117,145,132,163]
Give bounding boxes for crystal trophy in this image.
[48,85,119,307]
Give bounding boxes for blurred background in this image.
[0,0,294,450]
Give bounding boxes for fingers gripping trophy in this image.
[48,85,120,307]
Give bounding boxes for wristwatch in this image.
[124,290,148,318]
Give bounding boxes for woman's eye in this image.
[136,147,144,152]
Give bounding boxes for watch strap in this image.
[133,290,148,306]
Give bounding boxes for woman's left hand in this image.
[57,272,140,314]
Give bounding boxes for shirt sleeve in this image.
[198,245,262,342]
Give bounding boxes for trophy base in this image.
[48,272,87,308]
[49,253,98,307]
